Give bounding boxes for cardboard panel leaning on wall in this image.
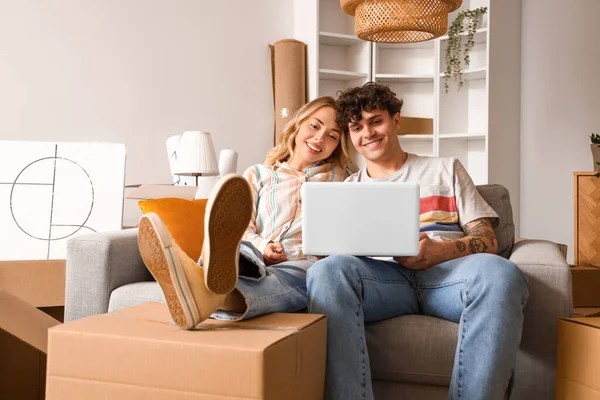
[271,39,307,145]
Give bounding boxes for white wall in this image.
[521,0,600,264]
[0,0,293,220]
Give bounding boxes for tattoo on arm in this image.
[461,218,497,254]
[456,241,466,252]
[468,237,488,253]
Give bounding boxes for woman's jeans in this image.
[210,241,312,321]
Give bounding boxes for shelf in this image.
[319,31,361,46]
[376,73,434,83]
[439,133,486,139]
[440,27,488,44]
[440,67,487,81]
[398,134,434,140]
[319,69,368,81]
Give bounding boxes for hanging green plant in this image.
[591,133,600,177]
[444,6,488,93]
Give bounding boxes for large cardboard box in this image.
[46,303,326,399]
[0,260,65,307]
[126,184,199,201]
[557,318,600,399]
[0,290,62,400]
[571,265,600,307]
[1,291,327,400]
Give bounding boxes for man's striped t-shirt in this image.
[345,153,499,241]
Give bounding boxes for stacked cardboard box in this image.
[573,307,600,317]
[571,265,600,318]
[558,266,600,398]
[557,318,600,398]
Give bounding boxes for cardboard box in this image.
[46,303,326,399]
[573,307,600,317]
[557,318,600,399]
[0,260,65,307]
[126,184,199,201]
[0,290,62,400]
[397,116,433,135]
[571,265,600,307]
[2,291,326,400]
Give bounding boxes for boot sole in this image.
[138,214,200,329]
[203,175,253,294]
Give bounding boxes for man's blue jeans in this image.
[307,253,529,400]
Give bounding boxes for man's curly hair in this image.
[335,82,404,134]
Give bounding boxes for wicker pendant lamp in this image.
[341,0,462,43]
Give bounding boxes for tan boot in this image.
[138,212,225,329]
[202,174,253,294]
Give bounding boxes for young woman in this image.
[138,96,350,329]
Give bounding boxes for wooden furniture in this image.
[574,172,600,266]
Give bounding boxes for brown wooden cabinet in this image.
[574,172,600,266]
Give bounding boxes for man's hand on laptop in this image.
[263,242,287,265]
[394,233,446,270]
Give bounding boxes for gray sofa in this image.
[65,184,572,399]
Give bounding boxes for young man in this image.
[307,82,529,400]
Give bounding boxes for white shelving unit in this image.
[294,0,522,226]
[295,0,372,99]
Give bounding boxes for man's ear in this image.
[393,112,401,128]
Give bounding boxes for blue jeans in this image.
[211,241,311,321]
[307,253,529,400]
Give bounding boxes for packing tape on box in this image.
[109,310,301,333]
[192,325,301,333]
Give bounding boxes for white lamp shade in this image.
[173,131,219,176]
[218,149,238,175]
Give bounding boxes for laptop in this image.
[302,182,420,257]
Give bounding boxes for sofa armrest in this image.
[64,228,151,322]
[509,239,572,398]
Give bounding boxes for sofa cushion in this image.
[108,282,165,313]
[366,315,457,386]
[138,198,208,262]
[476,184,515,258]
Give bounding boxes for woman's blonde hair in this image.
[265,96,350,167]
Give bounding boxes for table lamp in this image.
[172,131,219,185]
